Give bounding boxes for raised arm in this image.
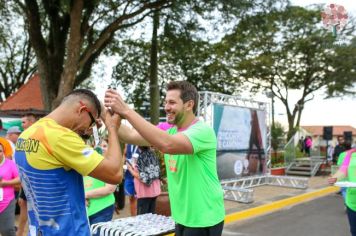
[104,89,193,155]
[89,110,124,184]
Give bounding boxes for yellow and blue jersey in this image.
[15,118,103,236]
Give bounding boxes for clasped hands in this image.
[104,89,130,118]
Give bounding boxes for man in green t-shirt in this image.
[329,148,356,236]
[105,81,225,236]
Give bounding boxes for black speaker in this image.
[344,131,353,142]
[323,126,333,140]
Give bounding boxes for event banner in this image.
[213,104,267,179]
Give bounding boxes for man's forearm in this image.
[2,177,20,186]
[107,127,123,176]
[85,184,116,199]
[124,109,173,152]
[117,123,151,146]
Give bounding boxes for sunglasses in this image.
[79,101,96,129]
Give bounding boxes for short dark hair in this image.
[23,113,39,121]
[64,89,101,117]
[166,81,198,114]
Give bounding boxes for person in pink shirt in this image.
[126,146,161,215]
[304,136,313,157]
[0,142,20,236]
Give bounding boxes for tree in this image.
[111,0,286,113]
[0,3,36,102]
[219,6,356,139]
[271,122,285,153]
[12,0,171,110]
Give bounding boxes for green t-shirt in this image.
[336,152,347,182]
[340,152,356,211]
[165,120,225,227]
[84,176,115,216]
[337,152,347,166]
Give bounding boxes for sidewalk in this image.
[115,175,334,220]
[224,175,334,215]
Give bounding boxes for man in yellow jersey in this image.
[105,81,225,236]
[15,89,123,236]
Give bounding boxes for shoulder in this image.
[22,118,73,140]
[188,120,214,133]
[183,120,215,140]
[157,122,174,131]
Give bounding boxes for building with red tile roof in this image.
[302,125,356,137]
[301,125,356,146]
[0,74,48,117]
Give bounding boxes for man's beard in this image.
[168,112,184,125]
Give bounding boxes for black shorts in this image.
[175,220,224,236]
[19,188,27,201]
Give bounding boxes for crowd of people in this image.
[0,81,225,236]
[3,80,355,236]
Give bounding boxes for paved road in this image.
[222,194,350,236]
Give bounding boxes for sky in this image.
[275,0,356,128]
[95,0,356,128]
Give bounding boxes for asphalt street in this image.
[222,193,350,236]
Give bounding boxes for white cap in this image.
[6,126,21,134]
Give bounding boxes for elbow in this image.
[113,172,123,185]
[160,142,175,155]
[160,147,171,155]
[156,138,176,154]
[106,171,123,185]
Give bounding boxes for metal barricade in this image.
[221,175,309,203]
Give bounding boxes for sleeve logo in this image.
[82,148,94,158]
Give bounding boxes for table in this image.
[90,213,175,236]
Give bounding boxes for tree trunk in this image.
[295,106,304,128]
[36,51,64,111]
[287,113,296,141]
[149,10,160,125]
[52,0,84,108]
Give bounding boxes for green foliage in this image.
[271,122,285,151]
[0,2,35,101]
[9,0,172,109]
[271,150,286,168]
[271,162,285,168]
[295,149,306,158]
[218,6,356,138]
[111,40,154,110]
[271,151,284,165]
[111,0,286,108]
[325,37,356,96]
